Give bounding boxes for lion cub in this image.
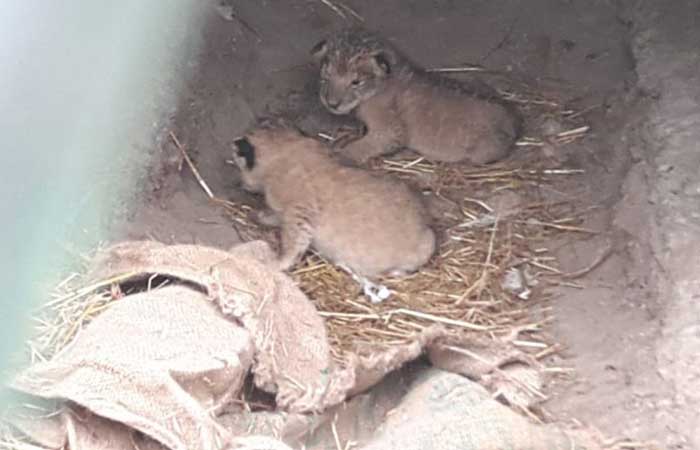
[231,119,436,281]
[311,28,522,164]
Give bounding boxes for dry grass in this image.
[25,271,133,362]
[317,0,364,23]
[286,159,589,364]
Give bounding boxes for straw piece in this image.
[318,0,363,22]
[426,66,486,73]
[169,132,214,199]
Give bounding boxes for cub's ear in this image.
[371,52,392,76]
[233,137,255,170]
[310,38,328,61]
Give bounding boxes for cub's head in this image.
[232,118,303,192]
[311,28,396,115]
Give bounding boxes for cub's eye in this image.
[350,79,365,87]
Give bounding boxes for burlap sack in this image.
[10,285,252,450]
[4,240,572,450]
[360,369,601,450]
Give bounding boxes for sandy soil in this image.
[120,1,698,447]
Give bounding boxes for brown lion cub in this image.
[231,119,436,286]
[311,28,522,164]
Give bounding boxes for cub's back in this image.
[314,165,426,224]
[397,79,519,162]
[330,176,432,263]
[311,166,433,271]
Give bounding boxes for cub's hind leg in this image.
[275,205,315,272]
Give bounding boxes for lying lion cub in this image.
[311,28,522,164]
[231,119,436,300]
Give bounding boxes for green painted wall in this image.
[0,1,208,399]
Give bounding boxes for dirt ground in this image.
[119,1,699,448]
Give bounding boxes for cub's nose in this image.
[327,98,341,109]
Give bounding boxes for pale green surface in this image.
[0,1,207,400]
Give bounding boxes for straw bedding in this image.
[216,87,592,366]
[225,166,587,366]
